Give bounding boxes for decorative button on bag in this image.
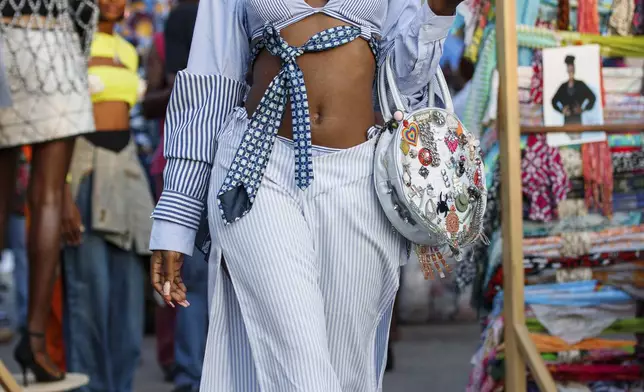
[374,56,488,280]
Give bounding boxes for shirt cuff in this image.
[149,219,197,256]
[419,5,455,44]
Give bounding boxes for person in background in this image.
[7,148,30,331]
[142,30,177,383]
[60,0,153,390]
[143,1,208,389]
[551,55,597,125]
[452,57,475,120]
[0,149,28,343]
[158,1,209,390]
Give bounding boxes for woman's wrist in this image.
[428,0,463,16]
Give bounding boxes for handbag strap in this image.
[378,55,454,121]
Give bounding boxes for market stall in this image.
[456,0,644,390]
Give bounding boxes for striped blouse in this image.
[150,0,456,255]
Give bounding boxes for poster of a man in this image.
[542,44,605,146]
[551,55,597,125]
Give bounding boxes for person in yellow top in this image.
[58,0,154,391]
[84,0,145,152]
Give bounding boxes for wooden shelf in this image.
[521,123,644,134]
[497,1,558,391]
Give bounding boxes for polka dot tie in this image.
[216,24,378,224]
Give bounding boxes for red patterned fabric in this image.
[530,51,543,104]
[529,20,553,104]
[583,142,614,217]
[521,134,571,222]
[578,0,601,34]
[558,0,570,30]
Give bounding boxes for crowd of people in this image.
[0,0,472,390]
[0,0,208,391]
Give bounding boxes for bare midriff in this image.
[245,13,377,149]
[88,56,131,131]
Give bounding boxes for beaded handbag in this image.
[374,56,488,279]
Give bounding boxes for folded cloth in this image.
[530,304,633,344]
[498,333,638,353]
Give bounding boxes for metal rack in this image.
[496,1,643,390]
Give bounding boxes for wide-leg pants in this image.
[201,108,406,391]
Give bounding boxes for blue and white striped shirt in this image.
[150,0,456,255]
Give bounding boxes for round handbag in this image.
[374,56,487,279]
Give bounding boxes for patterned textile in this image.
[530,50,544,104]
[0,27,95,147]
[522,134,571,222]
[216,24,377,223]
[609,0,636,36]
[583,142,614,217]
[634,0,644,35]
[578,0,601,34]
[463,24,496,136]
[613,150,644,173]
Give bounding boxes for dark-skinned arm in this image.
[142,44,172,119]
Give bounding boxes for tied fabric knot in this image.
[217,24,367,224]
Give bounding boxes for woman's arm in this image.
[551,83,567,113]
[149,0,249,255]
[380,0,460,109]
[142,43,171,120]
[578,81,596,111]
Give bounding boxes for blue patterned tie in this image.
[217,24,371,224]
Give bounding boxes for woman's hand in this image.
[61,185,83,246]
[151,250,190,308]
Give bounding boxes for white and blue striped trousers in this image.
[202,107,406,392]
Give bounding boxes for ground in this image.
[0,324,480,392]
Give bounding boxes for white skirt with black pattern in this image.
[0,24,95,148]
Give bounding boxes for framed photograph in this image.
[542,44,606,146]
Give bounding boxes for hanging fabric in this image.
[634,0,644,34]
[609,0,636,36]
[558,0,571,30]
[576,0,614,219]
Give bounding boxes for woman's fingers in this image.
[163,251,177,306]
[151,251,165,299]
[171,275,189,307]
[70,222,82,246]
[150,250,189,308]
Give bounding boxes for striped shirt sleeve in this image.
[380,0,455,109]
[151,0,249,251]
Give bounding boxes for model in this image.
[60,0,152,389]
[0,0,97,384]
[150,0,461,390]
[551,55,597,125]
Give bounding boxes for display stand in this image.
[496,1,644,390]
[495,0,556,390]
